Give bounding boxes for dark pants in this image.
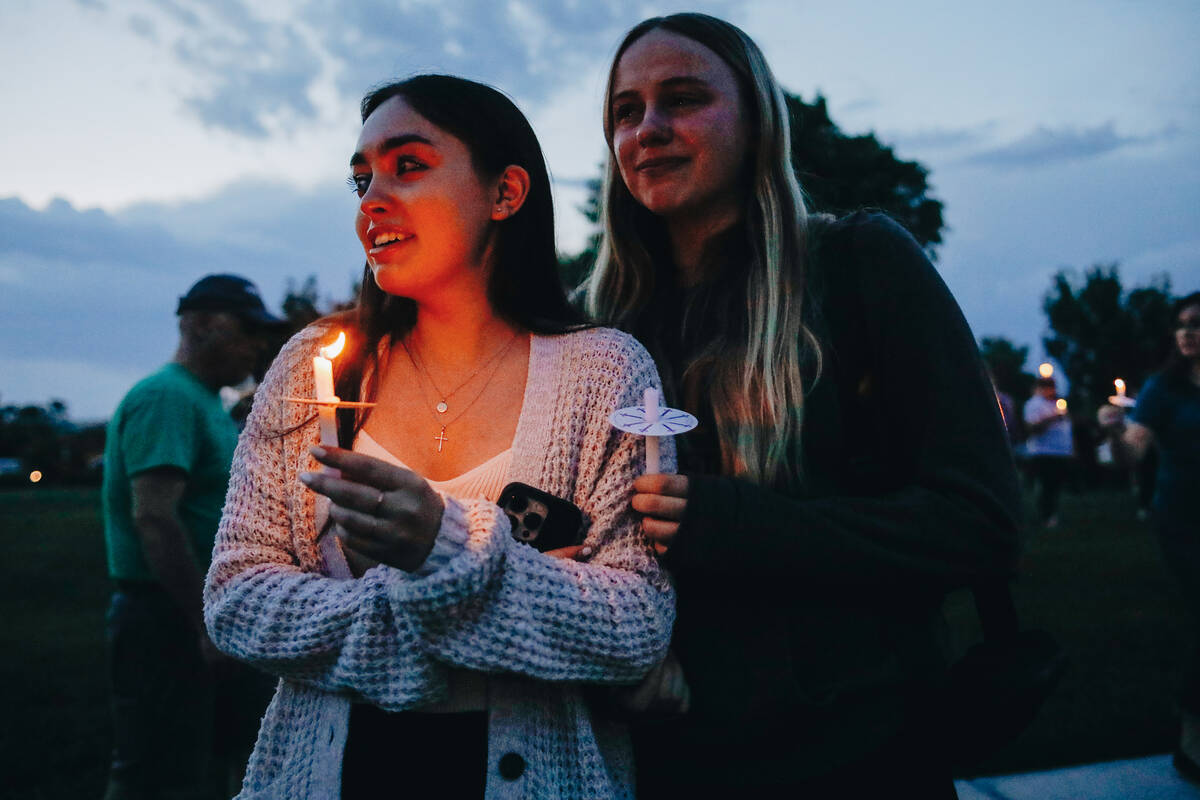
[341,706,488,799]
[105,585,273,799]
[1030,455,1070,522]
[1156,514,1200,715]
[636,723,958,800]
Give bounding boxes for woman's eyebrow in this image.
[350,133,434,167]
[612,76,709,106]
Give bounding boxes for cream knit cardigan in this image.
[204,325,676,799]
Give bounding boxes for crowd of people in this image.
[95,12,1196,800]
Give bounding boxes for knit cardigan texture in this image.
[203,325,675,799]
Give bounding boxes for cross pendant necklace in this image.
[433,427,449,453]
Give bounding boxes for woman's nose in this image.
[636,108,672,147]
[359,180,392,217]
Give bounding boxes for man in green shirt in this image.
[103,274,284,800]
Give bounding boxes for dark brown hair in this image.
[328,75,585,445]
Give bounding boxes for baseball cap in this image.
[177,274,285,327]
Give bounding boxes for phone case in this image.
[498,482,584,552]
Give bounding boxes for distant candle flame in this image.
[319,331,346,361]
[1056,398,1068,413]
[1038,363,1054,378]
[1114,378,1126,395]
[29,470,42,483]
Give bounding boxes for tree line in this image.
[2,92,1183,484]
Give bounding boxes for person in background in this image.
[586,13,1020,797]
[1100,291,1200,782]
[1023,376,1074,528]
[101,274,283,800]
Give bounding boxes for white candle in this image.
[1114,378,1126,398]
[644,387,661,475]
[313,332,346,449]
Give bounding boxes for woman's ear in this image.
[491,165,531,220]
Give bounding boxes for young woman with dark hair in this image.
[586,14,1022,797]
[1102,290,1200,780]
[204,74,674,799]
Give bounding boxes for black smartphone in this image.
[498,482,584,552]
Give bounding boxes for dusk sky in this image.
[2,0,1197,420]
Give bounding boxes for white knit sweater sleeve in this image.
[204,326,443,708]
[204,326,674,707]
[393,330,675,683]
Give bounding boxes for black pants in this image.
[1030,456,1070,523]
[1156,513,1200,715]
[105,584,274,797]
[341,705,488,799]
[637,733,958,800]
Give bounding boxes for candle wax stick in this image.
[644,387,660,474]
[645,436,660,475]
[313,356,334,399]
[313,349,340,471]
[317,402,339,449]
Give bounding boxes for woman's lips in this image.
[636,157,688,177]
[367,230,415,254]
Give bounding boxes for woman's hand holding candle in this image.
[609,386,698,557]
[300,446,445,572]
[632,473,689,557]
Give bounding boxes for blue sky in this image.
[1,0,1197,420]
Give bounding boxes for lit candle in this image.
[1114,378,1126,398]
[313,331,346,449]
[643,387,661,475]
[1038,363,1054,379]
[1056,398,1068,414]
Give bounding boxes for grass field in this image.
[0,484,1190,796]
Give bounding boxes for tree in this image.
[1042,265,1174,409]
[558,175,603,292]
[979,336,1034,403]
[0,402,73,483]
[559,92,946,287]
[786,94,943,256]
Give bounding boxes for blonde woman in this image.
[587,14,1021,797]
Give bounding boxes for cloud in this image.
[0,188,362,419]
[838,97,880,115]
[170,15,323,137]
[1122,238,1200,287]
[963,122,1166,168]
[127,13,158,41]
[885,121,997,153]
[91,0,739,138]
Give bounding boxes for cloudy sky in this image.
[2,0,1197,420]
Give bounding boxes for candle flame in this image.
[1056,398,1068,412]
[1114,378,1125,393]
[29,470,42,483]
[1038,362,1054,378]
[319,331,346,361]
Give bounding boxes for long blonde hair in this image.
[586,13,822,490]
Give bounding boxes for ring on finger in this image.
[372,490,386,517]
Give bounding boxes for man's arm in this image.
[130,468,206,635]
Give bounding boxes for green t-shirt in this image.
[102,363,239,581]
